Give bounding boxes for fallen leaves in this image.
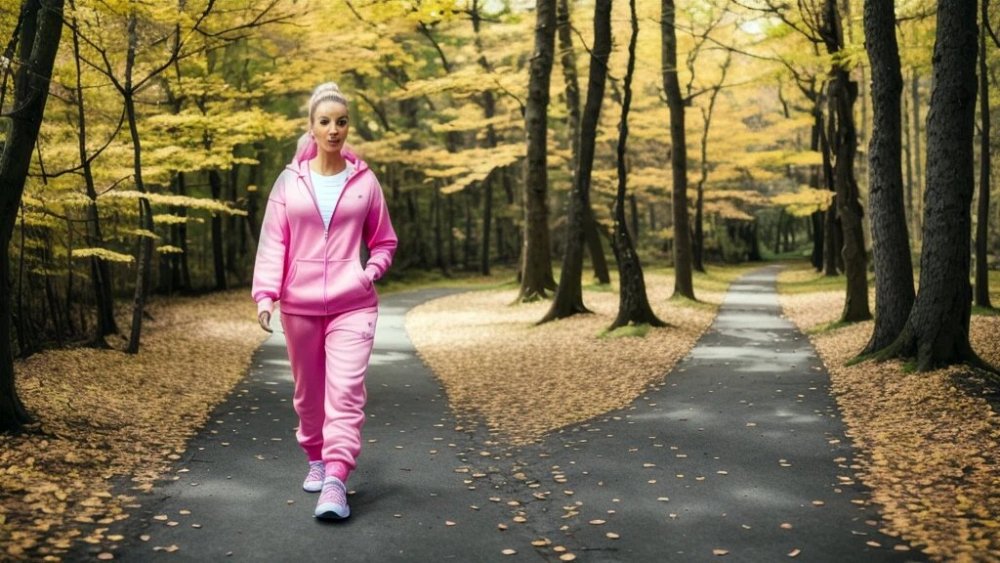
[405,271,722,444]
[712,548,729,556]
[778,264,1000,561]
[2,290,267,560]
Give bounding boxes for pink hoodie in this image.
[252,147,397,316]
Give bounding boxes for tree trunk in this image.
[517,0,558,301]
[176,171,192,290]
[912,68,924,245]
[0,0,65,431]
[471,1,497,276]
[611,0,665,330]
[663,0,695,300]
[879,0,982,371]
[861,0,915,355]
[975,0,993,308]
[542,0,611,323]
[208,169,227,290]
[585,207,611,284]
[70,4,117,341]
[810,109,825,270]
[822,0,868,324]
[903,76,915,234]
[125,10,156,355]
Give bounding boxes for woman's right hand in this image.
[258,310,273,333]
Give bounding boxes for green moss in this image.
[598,323,651,339]
[805,319,853,335]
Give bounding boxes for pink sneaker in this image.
[314,476,350,520]
[303,461,325,493]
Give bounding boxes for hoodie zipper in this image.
[300,162,365,313]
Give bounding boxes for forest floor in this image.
[405,265,751,444]
[777,262,1000,560]
[0,290,268,560]
[3,262,997,561]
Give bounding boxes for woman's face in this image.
[310,100,349,155]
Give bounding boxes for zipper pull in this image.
[324,229,329,241]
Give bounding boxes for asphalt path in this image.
[88,268,924,562]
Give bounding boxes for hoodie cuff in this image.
[257,297,274,315]
[364,265,380,282]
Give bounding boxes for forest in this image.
[1,0,999,560]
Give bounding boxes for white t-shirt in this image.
[311,165,353,229]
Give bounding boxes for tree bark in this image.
[810,108,825,270]
[912,69,923,245]
[208,169,227,290]
[585,207,611,283]
[542,0,611,323]
[879,0,983,371]
[903,75,915,234]
[821,0,870,322]
[611,0,665,330]
[517,0,558,301]
[69,2,117,341]
[693,61,729,273]
[125,10,156,355]
[861,0,915,355]
[663,0,695,300]
[975,0,993,308]
[0,0,65,432]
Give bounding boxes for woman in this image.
[252,82,397,520]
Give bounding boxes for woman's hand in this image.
[258,310,273,333]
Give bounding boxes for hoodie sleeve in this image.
[252,172,290,314]
[362,174,398,282]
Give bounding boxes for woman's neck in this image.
[310,150,347,176]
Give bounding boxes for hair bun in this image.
[312,82,342,98]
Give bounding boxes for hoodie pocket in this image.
[327,259,372,306]
[282,258,325,307]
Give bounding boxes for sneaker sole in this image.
[303,482,323,493]
[314,505,350,520]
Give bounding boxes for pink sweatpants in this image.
[280,306,379,484]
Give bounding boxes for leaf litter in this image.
[405,271,724,445]
[0,290,267,560]
[778,266,1000,561]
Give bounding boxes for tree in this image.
[877,0,985,371]
[662,0,695,301]
[820,0,870,322]
[541,0,612,323]
[860,0,915,355]
[68,0,120,343]
[975,0,993,309]
[692,52,731,273]
[517,0,558,302]
[611,0,665,330]
[0,0,65,432]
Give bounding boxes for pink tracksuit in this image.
[252,146,397,484]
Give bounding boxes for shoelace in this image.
[306,462,325,483]
[319,479,347,506]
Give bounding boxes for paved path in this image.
[92,268,923,562]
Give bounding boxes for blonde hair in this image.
[308,82,349,123]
